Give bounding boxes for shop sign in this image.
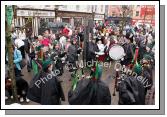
[94,14,104,19]
[17,10,55,17]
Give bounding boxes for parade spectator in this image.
[43,29,50,38]
[11,30,17,44]
[48,29,55,43]
[14,37,25,59]
[68,27,73,37]
[19,29,26,41]
[65,38,71,52]
[59,34,67,51]
[13,45,23,77]
[62,25,70,37]
[41,37,50,47]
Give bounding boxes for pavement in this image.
[5,59,155,105]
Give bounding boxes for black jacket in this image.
[121,43,135,66]
[86,42,99,60]
[27,71,65,105]
[67,44,78,63]
[118,76,145,105]
[68,79,111,105]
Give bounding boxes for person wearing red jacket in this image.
[62,25,70,37]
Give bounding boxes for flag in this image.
[72,73,79,91]
[6,6,13,26]
[32,60,39,76]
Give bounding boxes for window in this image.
[62,18,70,23]
[95,5,97,12]
[136,11,139,16]
[62,5,67,9]
[74,18,82,27]
[49,18,54,22]
[101,5,103,12]
[112,12,115,16]
[76,5,79,11]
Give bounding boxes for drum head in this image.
[109,45,125,60]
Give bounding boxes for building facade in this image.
[14,5,106,36]
[108,5,122,17]
[108,5,133,17]
[92,5,105,22]
[131,5,155,26]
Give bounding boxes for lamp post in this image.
[54,5,62,23]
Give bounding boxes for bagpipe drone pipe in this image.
[68,63,111,105]
[115,46,154,105]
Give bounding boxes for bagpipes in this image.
[31,48,67,77]
[68,63,111,105]
[128,46,140,70]
[112,46,148,105]
[112,46,142,96]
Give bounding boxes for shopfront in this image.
[57,11,92,27]
[94,14,105,22]
[16,9,55,36]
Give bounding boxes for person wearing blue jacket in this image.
[13,45,23,77]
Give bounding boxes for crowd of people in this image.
[5,20,155,105]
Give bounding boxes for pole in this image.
[92,5,95,38]
[83,19,88,67]
[55,7,58,23]
[6,5,18,102]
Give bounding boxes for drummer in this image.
[96,40,105,62]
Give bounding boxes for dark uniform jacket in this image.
[27,71,65,105]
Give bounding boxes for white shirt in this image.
[97,44,105,55]
[59,36,67,49]
[15,38,24,48]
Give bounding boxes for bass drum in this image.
[109,44,125,61]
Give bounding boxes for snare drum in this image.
[109,44,125,61]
